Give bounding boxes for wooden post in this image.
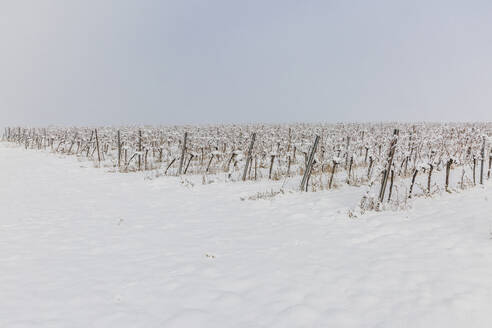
[445,159,453,192]
[347,156,353,184]
[346,136,351,168]
[473,156,476,186]
[427,163,433,194]
[378,129,399,203]
[480,137,485,184]
[242,133,256,181]
[287,127,292,152]
[409,168,418,198]
[117,130,121,168]
[387,169,395,202]
[254,156,258,180]
[268,155,275,179]
[488,151,492,180]
[206,154,214,173]
[300,135,320,191]
[178,132,188,175]
[329,160,338,189]
[138,130,142,171]
[184,154,194,174]
[165,158,176,174]
[226,153,237,172]
[367,156,374,179]
[95,129,101,164]
[287,156,291,177]
[305,160,315,191]
[144,149,149,170]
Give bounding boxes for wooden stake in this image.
[117,130,121,168]
[329,160,337,189]
[378,129,399,203]
[242,133,256,181]
[445,159,453,192]
[300,135,320,191]
[409,168,418,198]
[480,137,485,184]
[95,129,101,164]
[178,132,188,175]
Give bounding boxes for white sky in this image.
[1,0,492,126]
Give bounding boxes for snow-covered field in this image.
[2,142,492,327]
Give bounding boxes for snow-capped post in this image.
[488,149,492,180]
[178,132,188,175]
[268,154,275,179]
[95,129,101,164]
[427,163,433,194]
[347,156,353,184]
[300,135,320,191]
[287,156,291,177]
[409,168,418,198]
[287,127,292,152]
[387,169,395,201]
[472,156,476,186]
[138,130,143,171]
[345,136,350,169]
[329,159,338,189]
[480,136,485,184]
[367,156,374,178]
[144,149,149,170]
[445,158,453,192]
[242,132,256,181]
[378,129,399,203]
[226,152,237,172]
[117,130,121,168]
[254,156,258,180]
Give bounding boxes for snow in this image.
[2,143,492,327]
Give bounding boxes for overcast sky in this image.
[1,0,492,126]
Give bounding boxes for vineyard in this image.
[4,123,492,213]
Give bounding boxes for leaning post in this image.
[378,129,399,203]
[242,133,256,181]
[300,135,320,191]
[178,132,188,175]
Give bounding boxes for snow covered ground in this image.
[2,143,492,327]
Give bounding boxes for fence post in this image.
[378,129,399,203]
[117,130,121,168]
[445,159,453,192]
[242,133,256,181]
[480,136,485,184]
[138,130,142,171]
[95,129,101,164]
[300,135,320,191]
[178,132,188,175]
